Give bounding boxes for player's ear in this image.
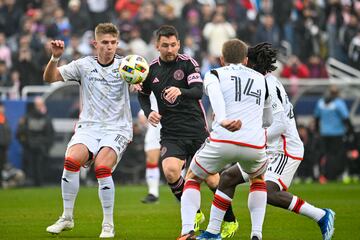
[243,57,248,66]
[92,40,97,49]
[220,56,225,66]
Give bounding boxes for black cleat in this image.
[141,194,159,204]
[251,236,260,240]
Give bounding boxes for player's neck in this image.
[97,56,115,67]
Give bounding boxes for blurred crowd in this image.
[1,0,360,99]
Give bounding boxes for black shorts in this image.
[160,138,206,162]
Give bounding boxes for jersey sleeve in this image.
[204,71,226,122]
[266,76,285,115]
[58,60,81,82]
[185,57,202,86]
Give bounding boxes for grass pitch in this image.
[0,183,359,239]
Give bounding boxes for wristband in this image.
[50,55,60,62]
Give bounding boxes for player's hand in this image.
[129,84,142,92]
[164,87,181,103]
[220,119,242,132]
[50,40,65,58]
[148,111,162,127]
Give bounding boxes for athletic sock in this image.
[168,176,185,201]
[181,180,200,235]
[207,190,232,234]
[288,196,326,222]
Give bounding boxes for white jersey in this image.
[58,55,133,140]
[204,64,269,148]
[266,74,304,159]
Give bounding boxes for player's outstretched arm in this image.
[43,40,65,83]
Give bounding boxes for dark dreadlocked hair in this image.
[247,42,277,75]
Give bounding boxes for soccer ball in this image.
[119,54,149,84]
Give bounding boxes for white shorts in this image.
[66,127,130,171]
[144,124,161,151]
[190,139,268,180]
[265,153,302,191]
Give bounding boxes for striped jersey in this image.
[204,64,269,148]
[58,55,133,140]
[266,74,304,159]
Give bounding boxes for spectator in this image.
[0,102,12,188]
[255,14,281,48]
[306,55,329,78]
[0,32,12,68]
[67,0,91,36]
[0,60,11,87]
[280,55,310,78]
[348,27,360,70]
[314,85,353,182]
[16,96,54,186]
[203,12,236,58]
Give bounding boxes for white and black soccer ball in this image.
[119,54,149,84]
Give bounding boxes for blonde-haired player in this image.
[44,23,136,238]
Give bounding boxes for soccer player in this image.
[199,43,335,240]
[138,25,237,235]
[138,93,161,203]
[44,23,133,238]
[179,39,271,240]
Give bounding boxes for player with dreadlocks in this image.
[197,43,335,240]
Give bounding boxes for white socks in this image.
[98,176,115,225]
[181,180,201,235]
[288,196,325,222]
[61,169,80,219]
[146,167,160,197]
[248,182,267,239]
[207,190,232,234]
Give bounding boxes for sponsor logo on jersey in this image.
[161,86,181,107]
[173,69,184,81]
[153,77,160,83]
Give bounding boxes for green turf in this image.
[0,183,359,239]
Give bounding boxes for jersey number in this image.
[231,76,261,105]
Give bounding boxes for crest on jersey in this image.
[161,86,181,107]
[173,69,184,81]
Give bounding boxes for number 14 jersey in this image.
[204,64,270,148]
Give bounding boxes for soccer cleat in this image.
[141,194,159,204]
[177,230,196,240]
[196,230,222,240]
[46,216,74,234]
[99,223,115,238]
[221,220,238,238]
[194,211,206,232]
[251,237,260,240]
[318,209,335,240]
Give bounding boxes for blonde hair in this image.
[95,23,119,38]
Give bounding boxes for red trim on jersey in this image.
[95,166,112,179]
[146,162,158,168]
[184,179,200,191]
[209,136,266,149]
[278,178,288,191]
[64,157,81,172]
[212,194,231,211]
[292,198,305,213]
[250,181,267,192]
[281,135,303,160]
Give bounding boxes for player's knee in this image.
[219,167,244,188]
[163,167,179,182]
[64,157,81,172]
[266,181,280,205]
[95,166,112,179]
[205,174,219,189]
